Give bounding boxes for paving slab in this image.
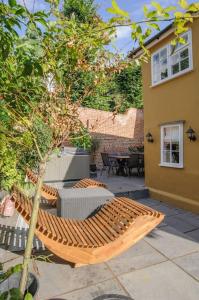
[145,226,199,259]
[97,174,145,194]
[151,204,180,217]
[0,247,21,264]
[57,279,128,300]
[32,261,113,300]
[107,240,167,276]
[118,260,199,300]
[176,213,199,228]
[164,215,196,233]
[185,229,199,242]
[136,198,162,207]
[173,252,199,281]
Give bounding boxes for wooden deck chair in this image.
[26,169,107,207]
[11,186,164,267]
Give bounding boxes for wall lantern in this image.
[186,127,196,141]
[146,132,154,143]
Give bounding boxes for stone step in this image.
[115,188,149,200]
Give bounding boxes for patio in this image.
[1,195,199,300]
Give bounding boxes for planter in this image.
[90,163,97,172]
[0,272,39,299]
[93,295,134,300]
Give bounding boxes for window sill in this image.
[150,68,194,88]
[159,163,184,169]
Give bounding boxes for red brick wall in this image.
[78,107,144,167]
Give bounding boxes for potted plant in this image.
[0,264,39,300]
[90,138,100,174]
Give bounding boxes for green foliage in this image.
[79,64,143,112]
[63,0,98,23]
[70,127,92,150]
[114,65,143,111]
[0,264,33,300]
[0,134,22,191]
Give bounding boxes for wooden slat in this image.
[91,216,114,241]
[87,218,111,244]
[80,220,102,247]
[84,219,104,246]
[94,214,119,239]
[60,219,79,246]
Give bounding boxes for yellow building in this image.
[132,18,199,213]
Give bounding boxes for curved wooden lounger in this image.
[26,169,107,206]
[11,187,164,266]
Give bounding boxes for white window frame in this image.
[160,123,184,168]
[151,30,193,86]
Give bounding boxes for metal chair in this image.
[138,155,145,176]
[125,154,139,176]
[100,153,117,176]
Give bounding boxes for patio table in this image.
[57,187,114,220]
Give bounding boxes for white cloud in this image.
[116,26,131,40]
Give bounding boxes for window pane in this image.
[160,48,167,59]
[163,151,170,163]
[181,58,189,71]
[180,48,189,59]
[153,53,159,64]
[152,48,168,83]
[163,127,171,139]
[172,63,180,75]
[171,142,179,151]
[172,152,179,164]
[171,33,189,54]
[163,141,170,151]
[171,126,179,140]
[161,69,168,80]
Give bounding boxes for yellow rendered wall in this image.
[143,19,199,213]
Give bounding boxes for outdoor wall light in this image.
[146,132,154,143]
[186,127,197,141]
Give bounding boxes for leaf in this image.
[178,0,189,10]
[9,288,22,300]
[8,0,17,7]
[24,293,33,300]
[12,264,23,274]
[107,0,129,17]
[149,23,160,31]
[15,7,26,16]
[136,26,142,34]
[165,6,177,12]
[151,1,163,13]
[143,5,149,17]
[188,3,199,12]
[23,61,33,76]
[174,11,184,18]
[147,10,157,19]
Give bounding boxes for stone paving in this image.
[1,197,199,300]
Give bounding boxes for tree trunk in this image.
[19,159,47,295]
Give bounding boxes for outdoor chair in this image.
[26,169,107,207]
[100,153,118,176]
[138,156,145,176]
[11,186,164,267]
[125,154,139,176]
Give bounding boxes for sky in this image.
[15,0,196,55]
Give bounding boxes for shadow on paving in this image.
[49,295,134,300]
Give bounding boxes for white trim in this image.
[151,30,193,87]
[160,123,184,169]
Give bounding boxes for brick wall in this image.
[78,107,144,168]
